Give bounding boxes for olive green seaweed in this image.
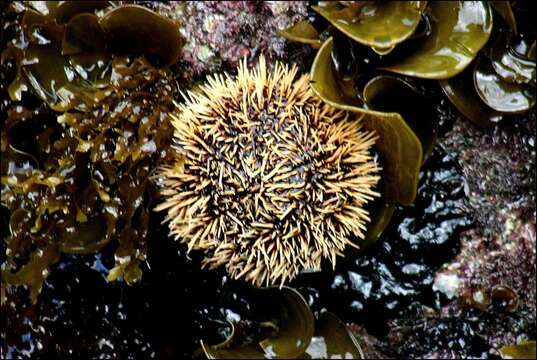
[201,287,364,359]
[499,340,536,360]
[440,67,503,127]
[201,287,314,359]
[313,1,427,55]
[282,1,535,127]
[1,1,180,303]
[305,311,364,359]
[473,55,536,113]
[490,33,536,86]
[311,38,423,207]
[278,20,321,48]
[381,1,493,79]
[363,75,437,160]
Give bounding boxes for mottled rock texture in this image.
[437,113,536,311]
[165,1,311,76]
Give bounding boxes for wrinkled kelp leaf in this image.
[440,66,503,127]
[21,43,74,110]
[62,13,107,55]
[16,40,110,112]
[363,75,437,160]
[99,4,184,67]
[69,52,113,88]
[59,215,113,255]
[53,1,113,24]
[490,32,536,86]
[1,45,27,102]
[27,1,111,24]
[3,3,183,113]
[529,41,536,60]
[499,340,536,359]
[27,0,60,16]
[305,312,364,359]
[311,38,423,206]
[279,20,321,48]
[473,55,536,113]
[381,1,493,79]
[313,1,427,55]
[201,287,315,359]
[21,7,64,44]
[2,63,176,301]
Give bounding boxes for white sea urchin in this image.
[156,56,381,286]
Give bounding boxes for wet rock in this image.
[435,112,536,311]
[170,1,312,76]
[421,111,537,357]
[389,304,536,358]
[347,323,390,359]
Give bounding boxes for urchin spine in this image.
[156,56,381,286]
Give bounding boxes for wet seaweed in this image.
[1,1,181,303]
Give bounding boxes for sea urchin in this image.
[156,57,381,286]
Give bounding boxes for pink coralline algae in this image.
[171,1,310,75]
[434,114,536,311]
[436,214,536,310]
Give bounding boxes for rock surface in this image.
[161,1,311,76]
[422,114,536,357]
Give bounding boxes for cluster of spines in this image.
[156,57,380,286]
